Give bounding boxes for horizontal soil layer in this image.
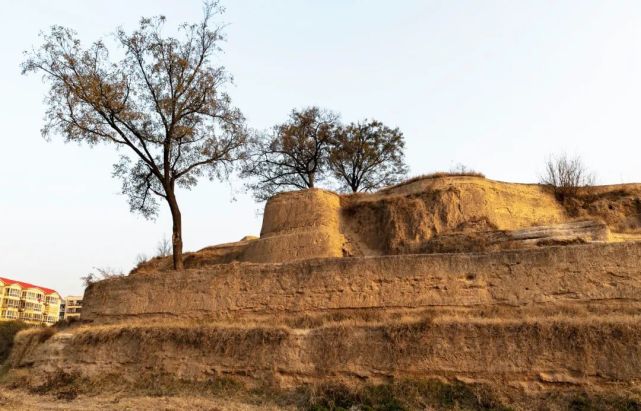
[6,316,641,409]
[84,242,641,323]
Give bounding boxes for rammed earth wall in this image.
[82,242,641,323]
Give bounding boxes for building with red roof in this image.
[0,277,61,325]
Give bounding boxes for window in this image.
[23,302,43,311]
[6,288,20,297]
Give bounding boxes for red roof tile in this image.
[0,277,59,295]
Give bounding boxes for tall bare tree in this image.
[22,2,246,269]
[328,120,408,192]
[242,107,338,201]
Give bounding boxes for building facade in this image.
[63,296,83,319]
[0,277,61,326]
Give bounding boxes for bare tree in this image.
[540,153,595,199]
[22,2,246,269]
[242,107,338,201]
[328,120,408,192]
[81,266,124,287]
[449,163,473,174]
[134,253,149,266]
[155,235,172,257]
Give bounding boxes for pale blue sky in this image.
[2,1,641,296]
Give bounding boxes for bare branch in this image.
[540,153,595,200]
[241,107,338,201]
[23,1,244,269]
[328,120,408,193]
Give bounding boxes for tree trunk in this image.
[166,189,184,270]
[308,172,315,188]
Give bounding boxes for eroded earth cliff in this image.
[6,176,641,409]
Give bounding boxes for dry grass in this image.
[29,369,83,400]
[17,371,641,411]
[9,368,513,411]
[558,187,641,232]
[0,321,31,364]
[5,317,641,410]
[285,310,391,329]
[299,379,512,411]
[73,323,288,352]
[4,378,640,411]
[381,171,486,192]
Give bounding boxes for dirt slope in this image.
[132,176,641,272]
[6,175,641,409]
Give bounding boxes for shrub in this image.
[155,235,172,257]
[540,153,595,199]
[81,266,124,287]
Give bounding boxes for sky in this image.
[1,0,641,296]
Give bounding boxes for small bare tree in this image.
[155,235,172,257]
[81,266,124,287]
[22,2,246,269]
[242,107,339,201]
[328,120,408,192]
[540,153,595,199]
[134,253,149,266]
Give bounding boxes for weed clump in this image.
[29,370,83,401]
